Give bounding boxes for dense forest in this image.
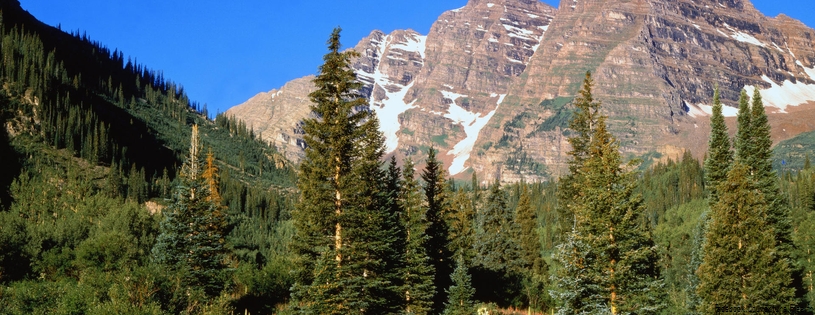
[1,0,815,314]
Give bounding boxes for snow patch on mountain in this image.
[390,33,427,59]
[686,101,739,118]
[743,75,815,113]
[357,33,427,153]
[444,93,506,175]
[717,24,766,47]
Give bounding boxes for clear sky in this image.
[17,0,815,116]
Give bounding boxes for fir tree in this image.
[557,71,602,233]
[734,89,752,163]
[401,157,436,315]
[443,256,476,315]
[552,73,664,314]
[152,124,229,297]
[289,27,400,314]
[447,187,476,263]
[704,85,733,206]
[743,88,808,312]
[474,179,522,272]
[697,163,795,313]
[421,147,453,312]
[515,183,549,312]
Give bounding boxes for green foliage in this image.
[290,27,401,314]
[515,184,550,312]
[552,72,664,314]
[532,97,574,134]
[705,85,732,206]
[400,157,437,315]
[638,151,705,226]
[421,146,454,313]
[697,163,795,313]
[652,199,707,314]
[474,180,522,272]
[447,187,476,263]
[443,256,476,315]
[152,126,230,297]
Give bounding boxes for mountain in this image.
[0,0,296,211]
[228,0,555,176]
[228,0,815,183]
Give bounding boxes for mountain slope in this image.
[0,0,296,210]
[229,0,815,182]
[227,0,555,176]
[473,0,815,181]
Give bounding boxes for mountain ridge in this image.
[227,0,815,182]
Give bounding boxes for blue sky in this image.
[18,0,815,116]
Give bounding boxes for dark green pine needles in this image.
[704,85,733,206]
[289,27,402,315]
[552,71,664,314]
[443,256,476,315]
[697,163,794,313]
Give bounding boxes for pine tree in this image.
[152,124,229,297]
[516,184,546,276]
[289,27,400,314]
[474,179,522,272]
[552,73,664,314]
[515,183,549,312]
[447,187,475,263]
[401,157,436,315]
[697,163,794,313]
[422,147,454,312]
[557,71,602,233]
[734,89,752,163]
[704,85,733,206]
[443,256,476,315]
[744,88,808,312]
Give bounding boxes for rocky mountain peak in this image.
[227,0,815,184]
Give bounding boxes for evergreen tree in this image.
[704,85,733,206]
[551,73,664,314]
[734,89,752,163]
[697,163,795,313]
[474,179,522,272]
[557,71,602,233]
[421,147,453,312]
[743,88,808,312]
[515,183,549,312]
[152,124,229,297]
[516,183,546,276]
[401,157,436,315]
[442,256,476,315]
[447,187,476,263]
[289,27,400,314]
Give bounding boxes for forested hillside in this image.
[0,0,299,313]
[2,0,815,314]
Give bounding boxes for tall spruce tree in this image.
[443,256,476,315]
[421,147,454,312]
[551,73,664,314]
[557,71,602,233]
[704,85,733,206]
[289,27,400,314]
[515,183,549,312]
[744,88,808,312]
[400,157,436,315]
[697,163,795,313]
[447,187,476,263]
[152,124,229,297]
[474,179,522,272]
[734,89,752,163]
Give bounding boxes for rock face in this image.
[472,0,815,182]
[225,75,315,163]
[228,0,815,183]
